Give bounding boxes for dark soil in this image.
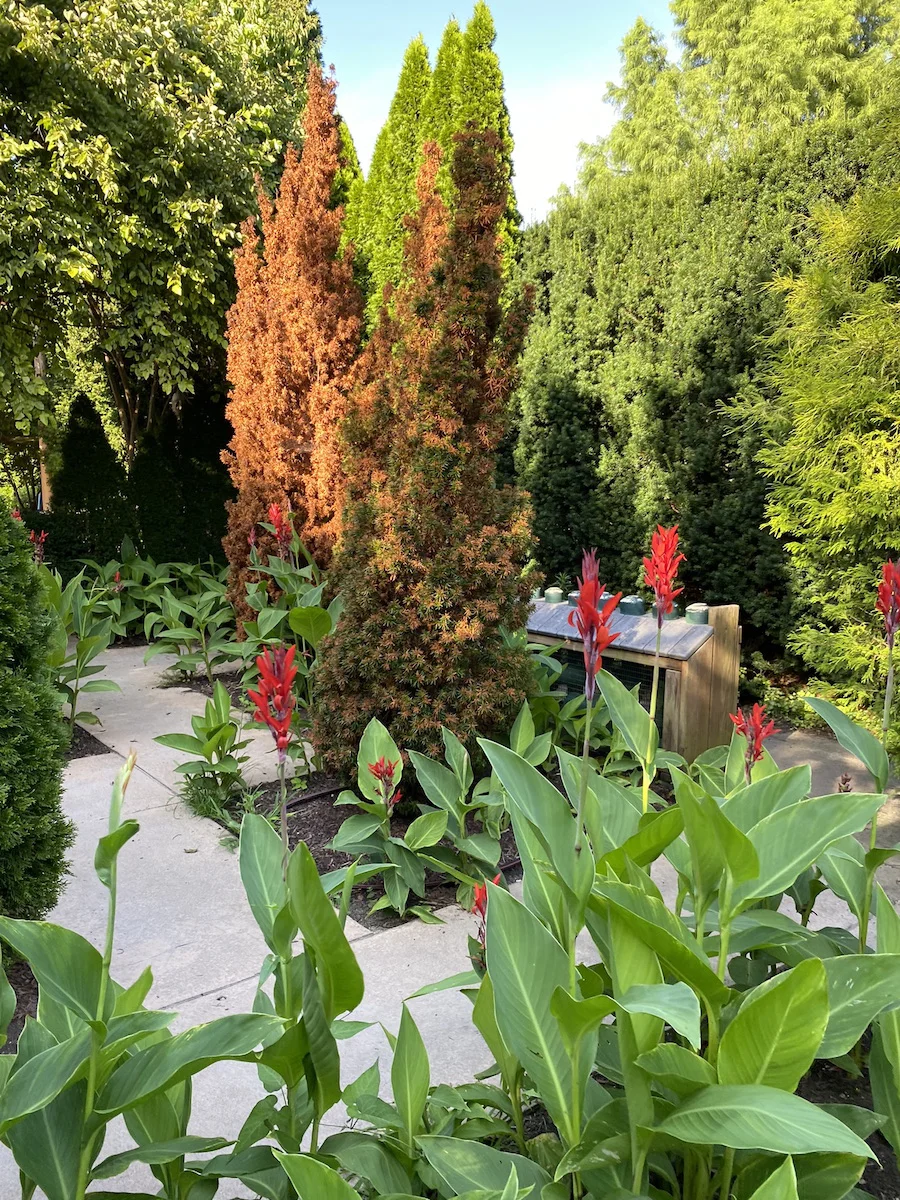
[66,725,111,760]
[231,773,520,932]
[114,632,149,648]
[178,670,245,705]
[797,1050,899,1199]
[2,962,37,1054]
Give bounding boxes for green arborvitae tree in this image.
[48,394,134,575]
[0,499,72,920]
[758,161,900,703]
[348,36,432,329]
[420,19,463,198]
[453,2,520,238]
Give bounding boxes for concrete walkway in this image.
[2,646,897,1194]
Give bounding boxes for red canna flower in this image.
[112,569,123,593]
[247,526,257,550]
[367,757,401,808]
[11,508,21,522]
[268,503,293,560]
[643,525,685,627]
[248,645,297,762]
[28,528,47,564]
[877,561,900,650]
[730,702,778,784]
[568,549,621,702]
[471,873,502,949]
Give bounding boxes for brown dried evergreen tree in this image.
[222,64,362,616]
[312,131,535,772]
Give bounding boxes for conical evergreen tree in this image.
[222,65,363,618]
[454,2,520,239]
[312,133,534,771]
[351,36,432,329]
[420,19,463,199]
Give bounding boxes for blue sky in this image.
[318,1,676,222]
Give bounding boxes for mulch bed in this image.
[66,725,111,761]
[175,669,245,705]
[246,773,520,932]
[2,961,37,1054]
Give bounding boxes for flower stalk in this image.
[642,525,684,812]
[568,549,620,850]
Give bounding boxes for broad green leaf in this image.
[478,739,587,897]
[869,1026,900,1157]
[91,1136,232,1179]
[589,881,730,1010]
[239,815,288,948]
[804,697,890,792]
[96,1013,283,1115]
[5,1081,84,1200]
[0,918,105,1023]
[407,970,480,999]
[358,719,402,802]
[0,954,14,1048]
[288,605,332,649]
[485,886,578,1142]
[736,1152,867,1200]
[722,766,813,832]
[0,1028,92,1134]
[409,751,465,828]
[718,960,828,1090]
[597,668,658,765]
[404,809,449,851]
[392,1005,430,1144]
[510,702,535,755]
[472,974,520,1089]
[600,807,684,875]
[656,1086,875,1158]
[153,733,206,754]
[820,954,900,1057]
[747,1157,798,1200]
[417,1135,551,1195]
[319,1130,412,1196]
[619,982,701,1049]
[275,1152,359,1198]
[819,836,867,925]
[287,842,364,1019]
[550,988,615,1059]
[301,956,341,1114]
[734,793,886,910]
[635,1043,716,1096]
[94,820,139,889]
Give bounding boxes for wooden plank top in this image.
[526,600,714,662]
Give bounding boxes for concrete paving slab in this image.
[79,644,290,789]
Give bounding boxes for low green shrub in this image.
[0,502,72,920]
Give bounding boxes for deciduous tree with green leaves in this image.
[0,0,321,464]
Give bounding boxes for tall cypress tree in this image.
[420,19,463,199]
[454,2,520,240]
[222,65,363,617]
[350,36,432,330]
[313,133,534,771]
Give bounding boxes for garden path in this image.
[3,646,898,1195]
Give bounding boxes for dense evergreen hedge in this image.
[0,500,72,920]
